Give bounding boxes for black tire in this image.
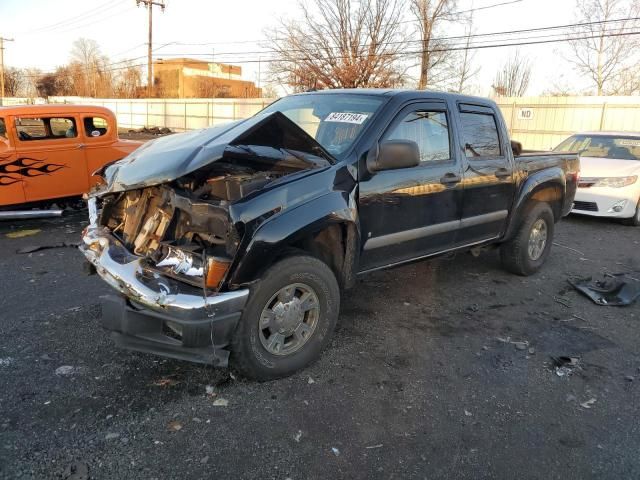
[230,255,340,381]
[500,202,555,276]
[621,200,640,226]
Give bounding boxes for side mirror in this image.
[511,140,523,156]
[368,140,420,172]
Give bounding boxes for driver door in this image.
[358,102,463,272]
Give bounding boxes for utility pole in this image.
[0,37,15,106]
[136,0,164,98]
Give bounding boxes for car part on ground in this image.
[0,209,63,220]
[569,273,640,306]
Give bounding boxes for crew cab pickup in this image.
[80,90,579,380]
[0,105,142,213]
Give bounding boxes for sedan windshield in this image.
[554,134,640,161]
[260,93,386,158]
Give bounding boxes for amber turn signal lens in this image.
[205,257,231,289]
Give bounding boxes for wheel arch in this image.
[228,191,360,289]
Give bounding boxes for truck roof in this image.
[290,88,497,106]
[0,104,115,117]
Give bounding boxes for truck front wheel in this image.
[500,202,555,276]
[230,255,340,381]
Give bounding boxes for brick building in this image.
[154,58,262,98]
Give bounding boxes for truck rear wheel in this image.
[230,255,340,381]
[500,202,554,276]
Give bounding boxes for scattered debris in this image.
[308,377,315,384]
[167,420,183,431]
[553,356,580,377]
[55,365,76,376]
[553,296,572,308]
[365,444,383,449]
[16,241,80,254]
[624,375,635,382]
[62,461,89,480]
[552,242,585,257]
[128,126,172,135]
[464,410,473,417]
[151,377,179,387]
[331,447,340,456]
[294,430,302,442]
[513,342,528,351]
[200,456,209,464]
[105,433,120,440]
[0,357,14,367]
[580,398,597,409]
[212,398,229,407]
[205,385,215,396]
[6,229,41,239]
[528,347,536,355]
[569,274,640,306]
[403,302,410,306]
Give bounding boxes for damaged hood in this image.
[101,112,334,193]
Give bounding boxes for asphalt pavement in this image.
[0,212,638,480]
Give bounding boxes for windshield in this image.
[554,134,640,161]
[260,93,386,157]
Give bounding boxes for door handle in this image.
[495,168,511,179]
[440,173,462,185]
[76,143,85,149]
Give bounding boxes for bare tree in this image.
[114,63,142,99]
[450,10,479,93]
[70,38,108,97]
[566,0,640,95]
[267,0,408,91]
[19,68,42,98]
[2,67,23,97]
[410,0,457,89]
[492,51,532,97]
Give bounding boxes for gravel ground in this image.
[0,212,638,480]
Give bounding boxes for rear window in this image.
[554,134,640,161]
[16,117,77,141]
[84,116,109,137]
[460,112,501,158]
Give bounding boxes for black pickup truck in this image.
[81,89,579,380]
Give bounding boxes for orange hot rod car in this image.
[0,104,142,215]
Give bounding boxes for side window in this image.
[460,112,501,158]
[0,118,6,138]
[15,117,77,141]
[83,116,109,137]
[385,110,450,163]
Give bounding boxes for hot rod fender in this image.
[228,190,359,289]
[502,166,567,241]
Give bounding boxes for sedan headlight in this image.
[592,176,638,188]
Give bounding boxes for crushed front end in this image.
[80,111,333,366]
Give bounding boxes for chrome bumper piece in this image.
[80,226,249,320]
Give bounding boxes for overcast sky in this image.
[0,0,583,96]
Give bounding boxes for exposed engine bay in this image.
[97,147,325,291]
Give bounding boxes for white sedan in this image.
[554,132,640,226]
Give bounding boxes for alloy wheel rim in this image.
[528,218,548,261]
[258,283,320,356]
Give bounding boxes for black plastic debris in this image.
[569,273,640,306]
[552,356,580,377]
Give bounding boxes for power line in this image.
[15,0,130,35]
[150,17,640,59]
[22,27,640,78]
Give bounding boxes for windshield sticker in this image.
[617,139,640,147]
[324,112,369,124]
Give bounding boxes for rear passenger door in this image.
[456,104,515,244]
[358,102,463,271]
